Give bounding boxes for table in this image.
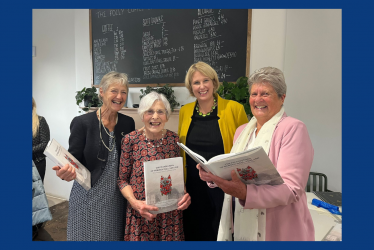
[306,192,342,241]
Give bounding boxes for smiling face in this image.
[249,82,286,125]
[191,70,215,104]
[100,82,127,112]
[142,100,168,137]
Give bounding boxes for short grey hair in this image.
[138,92,171,120]
[98,71,129,101]
[248,67,287,98]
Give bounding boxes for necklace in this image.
[143,129,165,148]
[98,107,118,152]
[99,108,118,139]
[196,98,217,117]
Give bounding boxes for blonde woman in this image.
[178,62,248,240]
[32,97,50,182]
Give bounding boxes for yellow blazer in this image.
[178,95,249,181]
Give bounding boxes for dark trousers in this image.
[34,158,46,182]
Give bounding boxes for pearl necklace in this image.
[196,98,217,117]
[143,129,165,148]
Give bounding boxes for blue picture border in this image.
[1,0,371,248]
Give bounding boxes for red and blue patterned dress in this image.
[118,129,184,241]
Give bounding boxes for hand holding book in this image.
[129,199,158,221]
[197,164,247,201]
[176,189,191,210]
[52,163,77,182]
[44,139,91,190]
[178,142,284,186]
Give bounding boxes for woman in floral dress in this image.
[118,92,191,241]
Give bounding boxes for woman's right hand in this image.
[52,163,76,182]
[130,199,158,221]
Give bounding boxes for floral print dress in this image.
[118,129,184,241]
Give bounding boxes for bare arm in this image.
[120,185,158,221]
[118,134,158,220]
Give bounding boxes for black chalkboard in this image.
[90,9,251,87]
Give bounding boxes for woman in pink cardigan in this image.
[198,67,315,241]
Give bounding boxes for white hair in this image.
[138,92,171,120]
[98,71,129,101]
[248,67,287,98]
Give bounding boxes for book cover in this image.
[43,139,91,191]
[313,191,342,207]
[178,142,284,186]
[144,157,184,214]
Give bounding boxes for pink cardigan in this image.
[236,113,315,241]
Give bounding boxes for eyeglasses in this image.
[145,109,167,116]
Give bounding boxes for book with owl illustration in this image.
[178,143,283,185]
[144,157,184,214]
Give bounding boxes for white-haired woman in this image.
[118,92,191,241]
[198,67,315,241]
[52,71,135,241]
[32,97,50,182]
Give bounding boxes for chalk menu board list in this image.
[91,9,250,87]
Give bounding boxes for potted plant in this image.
[217,76,253,118]
[75,86,102,111]
[139,84,180,111]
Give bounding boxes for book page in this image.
[144,157,185,214]
[206,147,284,185]
[177,142,213,174]
[208,153,235,163]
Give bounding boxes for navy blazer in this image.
[68,111,135,187]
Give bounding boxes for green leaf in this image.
[75,86,101,107]
[236,76,248,88]
[139,84,179,111]
[243,103,252,117]
[224,93,232,100]
[232,88,248,101]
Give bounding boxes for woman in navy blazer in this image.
[52,72,135,241]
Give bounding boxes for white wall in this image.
[283,9,342,191]
[33,9,76,199]
[32,9,341,199]
[250,9,342,191]
[250,10,287,72]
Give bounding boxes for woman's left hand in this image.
[177,192,191,210]
[197,165,247,201]
[196,163,215,182]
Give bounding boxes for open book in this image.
[43,139,91,191]
[144,157,185,214]
[177,142,283,185]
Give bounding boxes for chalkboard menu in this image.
[90,9,251,87]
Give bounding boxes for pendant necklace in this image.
[143,129,165,148]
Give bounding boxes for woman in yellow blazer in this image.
[178,62,248,241]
